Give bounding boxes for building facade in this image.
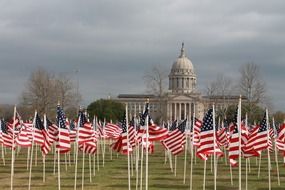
[117,43,242,122]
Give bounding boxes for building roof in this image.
[118,94,155,99]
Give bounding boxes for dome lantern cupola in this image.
[169,43,197,94]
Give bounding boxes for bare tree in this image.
[239,62,267,119]
[20,67,81,118]
[205,73,234,118]
[143,65,168,123]
[20,67,56,116]
[239,62,266,104]
[144,65,168,97]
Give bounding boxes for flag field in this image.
[0,143,284,190]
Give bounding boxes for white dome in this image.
[169,43,197,94]
[171,43,194,73]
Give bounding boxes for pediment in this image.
[169,94,194,101]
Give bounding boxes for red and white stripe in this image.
[161,128,186,155]
[56,127,71,153]
[105,123,122,140]
[15,125,32,147]
[193,118,202,147]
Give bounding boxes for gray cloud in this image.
[0,0,284,111]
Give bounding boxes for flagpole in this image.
[53,144,56,175]
[74,110,81,190]
[189,105,195,190]
[57,104,62,190]
[145,113,149,190]
[140,136,144,190]
[258,152,262,178]
[212,104,217,190]
[96,117,100,172]
[174,155,177,176]
[10,105,16,190]
[272,118,280,185]
[28,111,37,190]
[183,118,188,184]
[102,118,106,167]
[203,159,207,190]
[35,144,38,166]
[126,105,131,190]
[82,144,85,190]
[238,96,242,190]
[92,116,96,177]
[245,158,248,190]
[1,143,5,166]
[266,109,271,190]
[229,161,233,185]
[43,114,47,183]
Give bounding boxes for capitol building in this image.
[117,43,243,122]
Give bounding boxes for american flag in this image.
[139,103,149,126]
[227,108,239,166]
[78,110,94,144]
[216,127,228,147]
[121,114,133,154]
[196,109,223,160]
[105,123,122,140]
[169,120,177,131]
[228,123,239,166]
[46,118,58,143]
[77,110,97,154]
[193,118,202,147]
[252,112,269,152]
[0,119,14,148]
[56,105,71,153]
[33,113,45,145]
[69,120,77,142]
[161,119,187,155]
[15,122,32,148]
[276,123,285,152]
[242,125,260,158]
[111,113,131,154]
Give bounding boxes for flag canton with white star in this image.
[129,116,135,127]
[178,119,187,133]
[259,112,267,133]
[70,120,76,130]
[0,119,8,134]
[169,120,177,131]
[57,105,67,129]
[139,103,149,126]
[78,110,87,127]
[120,113,127,133]
[201,109,214,132]
[35,113,44,130]
[46,118,53,127]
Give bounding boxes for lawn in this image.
[0,143,284,190]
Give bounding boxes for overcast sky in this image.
[0,0,284,111]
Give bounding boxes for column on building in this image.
[174,103,177,120]
[184,103,186,120]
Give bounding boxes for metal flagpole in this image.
[183,118,188,184]
[238,96,242,190]
[266,109,271,190]
[28,111,37,190]
[145,113,149,190]
[10,106,17,190]
[272,118,280,185]
[212,105,217,190]
[43,114,47,183]
[74,110,81,190]
[126,105,131,190]
[189,104,194,190]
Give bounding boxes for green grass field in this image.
[0,143,284,190]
